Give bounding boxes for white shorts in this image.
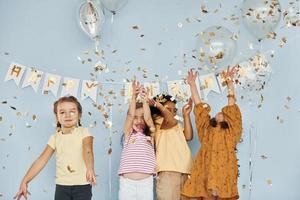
[118,176,153,200]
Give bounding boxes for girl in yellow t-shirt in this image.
[14,96,96,200]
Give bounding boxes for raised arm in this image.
[123,81,140,137]
[83,136,96,185]
[222,67,237,106]
[140,87,156,133]
[14,145,54,200]
[149,99,178,129]
[182,98,193,141]
[186,69,202,105]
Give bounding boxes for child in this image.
[181,69,242,200]
[14,96,96,200]
[118,81,156,200]
[149,94,194,200]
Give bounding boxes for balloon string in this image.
[108,107,113,200]
[111,13,114,24]
[248,124,257,200]
[95,38,100,53]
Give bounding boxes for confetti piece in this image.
[177,22,183,28]
[267,179,273,186]
[67,165,75,173]
[32,114,37,121]
[108,148,112,155]
[26,122,32,128]
[261,155,268,160]
[279,37,287,47]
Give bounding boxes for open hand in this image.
[185,69,198,86]
[222,66,237,82]
[131,80,141,99]
[182,98,193,116]
[14,182,31,200]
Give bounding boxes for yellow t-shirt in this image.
[154,117,193,174]
[47,127,93,185]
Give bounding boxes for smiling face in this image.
[56,101,80,128]
[132,107,145,132]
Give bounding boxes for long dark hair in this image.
[209,117,229,129]
[53,96,82,128]
[150,94,177,117]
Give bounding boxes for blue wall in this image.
[1,0,300,199]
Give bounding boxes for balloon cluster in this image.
[196,0,284,96]
[78,0,128,51]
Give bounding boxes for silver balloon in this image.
[79,1,105,40]
[235,53,272,92]
[197,26,237,70]
[101,0,128,13]
[242,0,281,40]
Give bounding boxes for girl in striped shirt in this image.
[118,81,156,200]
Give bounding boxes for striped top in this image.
[118,131,156,175]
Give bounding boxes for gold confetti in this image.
[267,31,277,39]
[201,4,208,13]
[67,165,75,173]
[279,37,287,47]
[108,148,112,155]
[32,114,37,121]
[267,179,273,186]
[261,155,268,160]
[132,25,139,30]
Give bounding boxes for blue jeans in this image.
[54,184,92,200]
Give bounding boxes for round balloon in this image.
[79,1,105,40]
[235,53,272,92]
[101,0,128,13]
[197,26,237,70]
[242,0,281,40]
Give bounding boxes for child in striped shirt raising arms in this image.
[118,81,156,200]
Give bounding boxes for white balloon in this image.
[101,0,128,13]
[242,0,281,40]
[197,26,237,71]
[79,1,105,40]
[235,53,272,92]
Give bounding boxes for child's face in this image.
[132,108,145,132]
[56,102,80,128]
[164,101,177,116]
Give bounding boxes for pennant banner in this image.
[21,68,43,92]
[81,80,98,102]
[124,82,160,103]
[4,63,26,86]
[42,73,61,97]
[4,62,244,103]
[61,77,80,97]
[167,79,202,102]
[199,73,221,100]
